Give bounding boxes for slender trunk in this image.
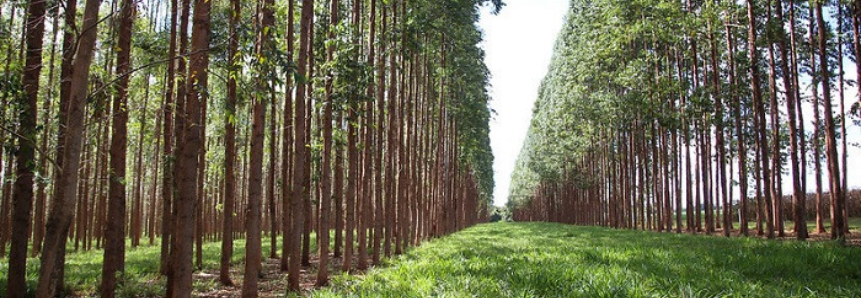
[160,0,178,276]
[726,18,748,236]
[167,0,210,296]
[35,0,102,295]
[280,0,294,272]
[747,0,774,239]
[775,0,806,239]
[809,4,826,236]
[815,2,845,240]
[316,0,338,286]
[373,0,386,266]
[101,0,134,296]
[33,3,61,257]
[288,0,313,290]
[220,0,240,285]
[7,0,46,295]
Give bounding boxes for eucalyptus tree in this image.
[101,0,136,296]
[7,0,48,295]
[35,0,104,295]
[0,0,498,296]
[508,0,853,242]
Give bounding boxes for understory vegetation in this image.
[313,222,861,298]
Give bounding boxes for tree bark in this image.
[101,0,135,296]
[220,0,240,285]
[167,0,210,296]
[288,0,313,290]
[7,0,46,295]
[34,0,102,295]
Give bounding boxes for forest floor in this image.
[308,222,861,298]
[2,222,861,297]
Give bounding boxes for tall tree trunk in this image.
[726,17,748,237]
[220,0,239,286]
[160,0,178,276]
[288,0,313,290]
[167,0,210,296]
[807,4,827,237]
[33,3,61,257]
[815,1,845,240]
[373,0,386,266]
[7,0,46,295]
[775,0,807,240]
[101,0,134,296]
[746,0,774,239]
[34,0,101,295]
[241,0,273,295]
[316,0,338,286]
[280,0,294,273]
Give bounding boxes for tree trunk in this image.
[167,0,210,296]
[241,0,273,295]
[280,0,294,273]
[34,0,101,295]
[7,0,47,294]
[815,1,846,240]
[746,0,774,239]
[101,0,134,296]
[221,0,240,285]
[774,0,807,240]
[160,0,178,276]
[316,0,338,286]
[288,0,313,290]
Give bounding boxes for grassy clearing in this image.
[313,222,861,298]
[3,223,859,297]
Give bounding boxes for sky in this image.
[479,0,861,207]
[478,0,570,207]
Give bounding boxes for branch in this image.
[0,125,61,170]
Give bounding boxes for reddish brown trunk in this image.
[280,0,294,272]
[317,0,338,285]
[34,0,101,295]
[288,0,312,290]
[7,0,47,294]
[167,0,210,296]
[100,0,134,296]
[160,0,178,276]
[815,2,846,240]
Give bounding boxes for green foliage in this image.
[311,222,861,298]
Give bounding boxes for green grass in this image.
[312,222,861,298]
[0,233,312,297]
[3,223,860,298]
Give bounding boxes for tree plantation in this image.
[0,0,497,296]
[510,0,861,242]
[2,0,861,297]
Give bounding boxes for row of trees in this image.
[509,0,858,242]
[0,0,499,297]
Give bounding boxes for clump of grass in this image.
[310,222,861,298]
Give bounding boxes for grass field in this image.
[313,223,861,298]
[0,234,307,297]
[3,223,860,297]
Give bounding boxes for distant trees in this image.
[1,0,498,296]
[509,0,856,242]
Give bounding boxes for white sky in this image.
[479,0,570,207]
[480,0,861,207]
